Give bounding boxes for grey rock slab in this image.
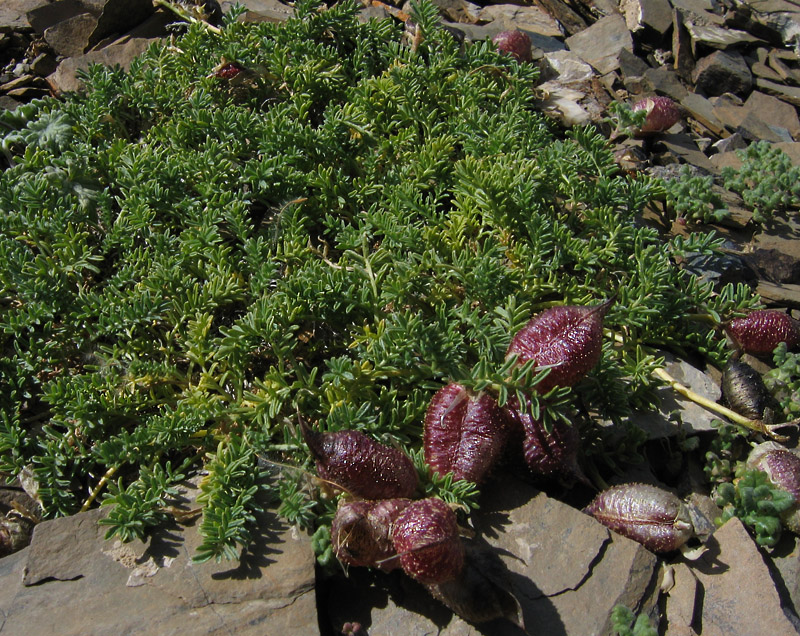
[566,14,634,75]
[681,92,729,137]
[659,131,717,171]
[737,111,794,143]
[91,0,154,45]
[690,517,800,636]
[44,11,97,57]
[757,280,800,307]
[477,4,564,38]
[643,65,689,101]
[0,486,316,636]
[26,0,84,34]
[48,36,156,94]
[474,478,659,636]
[693,50,753,97]
[220,0,294,22]
[628,352,721,438]
[755,77,800,107]
[541,50,595,84]
[663,562,699,633]
[621,0,673,33]
[684,22,762,50]
[0,0,50,31]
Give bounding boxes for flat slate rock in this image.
[566,14,634,75]
[0,482,316,636]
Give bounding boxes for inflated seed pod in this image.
[631,96,682,136]
[331,499,411,571]
[391,497,464,585]
[746,442,800,534]
[506,299,614,395]
[503,394,586,484]
[491,30,532,63]
[584,483,694,553]
[725,309,800,355]
[721,357,775,421]
[424,384,510,484]
[300,417,418,500]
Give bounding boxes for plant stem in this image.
[154,0,222,34]
[80,464,118,512]
[652,367,789,441]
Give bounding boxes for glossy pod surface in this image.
[721,358,774,420]
[302,422,418,500]
[424,383,509,484]
[506,299,613,395]
[584,483,694,553]
[391,497,464,585]
[632,96,681,136]
[726,309,800,355]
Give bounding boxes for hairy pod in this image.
[746,442,800,534]
[301,418,418,500]
[584,483,694,553]
[631,96,682,136]
[331,499,411,571]
[506,299,614,394]
[424,384,510,484]
[491,30,532,63]
[503,394,586,484]
[725,309,800,355]
[391,497,464,585]
[721,357,775,421]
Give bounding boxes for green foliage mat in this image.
[0,0,759,562]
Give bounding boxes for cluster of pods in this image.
[302,304,800,622]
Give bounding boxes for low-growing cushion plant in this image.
[0,0,762,563]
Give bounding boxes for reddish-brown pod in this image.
[631,96,682,136]
[331,499,411,570]
[503,394,586,483]
[391,497,465,585]
[300,417,418,500]
[424,383,510,484]
[746,442,800,533]
[506,298,614,394]
[725,309,800,355]
[584,483,694,553]
[491,30,532,63]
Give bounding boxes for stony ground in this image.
[2,0,800,634]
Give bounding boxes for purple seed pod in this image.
[424,384,510,484]
[631,96,682,136]
[331,499,411,571]
[215,62,243,79]
[503,394,586,483]
[300,417,418,500]
[491,30,532,63]
[584,483,694,553]
[506,299,614,395]
[391,497,465,585]
[725,309,800,355]
[746,442,800,533]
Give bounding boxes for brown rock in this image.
[643,66,689,101]
[0,480,316,636]
[682,92,728,137]
[620,0,673,34]
[672,9,695,82]
[44,12,98,57]
[48,36,157,94]
[566,14,634,75]
[223,0,295,22]
[693,50,753,97]
[26,0,85,34]
[756,78,800,107]
[757,280,800,307]
[0,0,50,31]
[663,563,699,633]
[692,518,800,636]
[534,0,587,36]
[743,90,800,139]
[659,132,717,171]
[478,4,563,38]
